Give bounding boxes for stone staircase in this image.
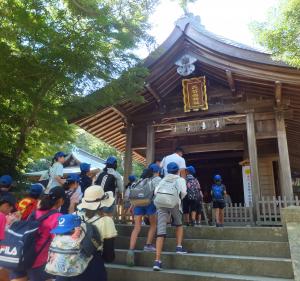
[107,225,294,281]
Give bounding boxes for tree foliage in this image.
[0,0,158,174]
[251,0,300,68]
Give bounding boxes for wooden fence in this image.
[114,196,300,226]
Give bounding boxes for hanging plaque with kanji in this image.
[182,76,208,112]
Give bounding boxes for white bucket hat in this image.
[77,185,115,211]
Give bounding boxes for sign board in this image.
[182,77,208,112]
[242,165,253,207]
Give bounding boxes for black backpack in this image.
[81,218,102,257]
[95,171,116,194]
[0,210,58,271]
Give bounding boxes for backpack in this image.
[186,176,201,201]
[0,210,58,271]
[45,218,101,277]
[154,177,179,209]
[16,197,38,220]
[124,187,131,209]
[95,171,116,194]
[129,178,154,207]
[212,184,224,201]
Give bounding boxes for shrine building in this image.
[73,15,300,209]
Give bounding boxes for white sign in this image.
[242,166,253,207]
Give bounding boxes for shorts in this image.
[10,264,53,281]
[213,200,226,209]
[134,202,156,216]
[182,198,202,214]
[157,205,182,236]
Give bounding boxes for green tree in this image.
[0,0,157,174]
[251,0,300,68]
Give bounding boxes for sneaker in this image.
[126,250,135,267]
[153,260,162,271]
[191,220,196,227]
[144,244,156,252]
[176,246,187,254]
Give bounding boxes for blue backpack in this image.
[212,184,224,200]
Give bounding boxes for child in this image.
[123,175,136,223]
[47,151,67,190]
[211,174,226,227]
[0,194,16,281]
[79,163,92,194]
[0,175,13,196]
[10,186,65,281]
[56,185,117,281]
[17,183,44,220]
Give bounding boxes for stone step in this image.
[115,236,290,258]
[114,249,294,279]
[107,264,294,281]
[116,224,288,242]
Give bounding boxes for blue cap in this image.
[106,156,117,165]
[29,183,44,196]
[66,173,80,183]
[128,175,136,182]
[51,214,81,234]
[0,194,16,206]
[187,166,196,175]
[80,163,91,172]
[149,163,160,173]
[0,175,13,186]
[54,151,67,159]
[167,162,179,173]
[214,174,222,181]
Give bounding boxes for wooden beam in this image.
[225,69,236,95]
[124,124,133,187]
[276,112,293,199]
[246,112,260,213]
[146,124,155,166]
[111,106,128,121]
[275,81,282,106]
[145,83,161,103]
[91,118,122,135]
[181,141,244,154]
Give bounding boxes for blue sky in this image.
[137,0,279,57]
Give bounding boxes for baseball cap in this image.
[149,163,160,173]
[105,156,117,165]
[214,174,222,181]
[51,214,81,234]
[167,162,179,173]
[0,175,13,186]
[54,151,67,159]
[128,175,136,182]
[0,194,17,206]
[66,173,80,183]
[80,163,91,172]
[186,166,196,175]
[29,183,44,196]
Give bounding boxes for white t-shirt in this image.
[161,153,186,176]
[48,162,64,189]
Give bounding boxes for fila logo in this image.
[0,245,17,256]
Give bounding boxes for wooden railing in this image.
[114,196,300,226]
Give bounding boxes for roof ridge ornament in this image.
[175,12,205,33]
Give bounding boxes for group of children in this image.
[0,152,121,281]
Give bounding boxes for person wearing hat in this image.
[0,175,13,196]
[79,162,93,194]
[61,173,82,214]
[182,166,203,226]
[153,162,187,271]
[95,156,123,196]
[47,151,67,190]
[211,174,226,227]
[10,186,65,281]
[16,183,44,220]
[61,185,117,281]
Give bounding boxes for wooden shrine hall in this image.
[74,15,300,210]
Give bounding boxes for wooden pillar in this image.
[124,123,133,187]
[146,124,155,166]
[246,112,260,212]
[276,113,293,199]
